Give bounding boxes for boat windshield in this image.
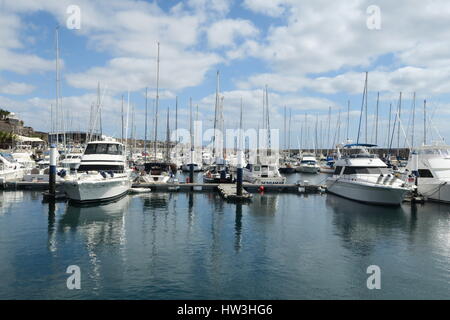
[301,160,316,165]
[85,143,123,155]
[343,167,390,175]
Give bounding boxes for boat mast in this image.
[397,92,402,157]
[346,100,350,142]
[166,106,170,163]
[121,95,124,144]
[288,108,291,159]
[356,72,368,144]
[327,106,331,155]
[55,27,60,147]
[424,99,427,145]
[213,71,220,159]
[375,92,379,145]
[175,96,178,144]
[144,87,148,161]
[153,42,160,160]
[411,92,416,149]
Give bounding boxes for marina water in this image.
[0,173,449,299]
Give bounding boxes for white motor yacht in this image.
[297,153,320,174]
[60,153,82,170]
[0,153,26,182]
[62,141,132,203]
[243,159,286,185]
[405,143,450,203]
[326,144,411,205]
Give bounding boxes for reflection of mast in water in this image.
[47,201,56,253]
[235,203,243,252]
[187,193,194,232]
[249,194,278,216]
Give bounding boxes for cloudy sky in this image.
[1,0,450,149]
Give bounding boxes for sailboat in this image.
[181,98,203,172]
[141,42,175,183]
[243,86,286,185]
[203,71,233,183]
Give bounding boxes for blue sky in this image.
[1,0,450,149]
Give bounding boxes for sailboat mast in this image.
[346,100,350,142]
[121,95,124,144]
[397,92,402,157]
[175,96,178,144]
[424,99,427,145]
[153,42,160,159]
[55,27,60,146]
[213,71,219,158]
[288,108,291,159]
[375,92,379,145]
[411,92,416,149]
[357,72,368,144]
[327,106,331,154]
[166,107,170,162]
[144,88,148,161]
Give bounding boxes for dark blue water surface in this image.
[0,173,449,299]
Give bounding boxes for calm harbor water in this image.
[0,172,449,299]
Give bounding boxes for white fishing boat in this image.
[138,162,173,183]
[60,153,82,170]
[297,153,320,174]
[62,141,132,203]
[243,156,286,185]
[0,153,26,182]
[203,158,233,183]
[406,143,450,203]
[326,144,411,205]
[319,157,336,173]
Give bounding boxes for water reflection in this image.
[326,194,409,256]
[59,196,130,242]
[249,194,278,216]
[235,203,243,252]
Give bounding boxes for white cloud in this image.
[242,0,290,17]
[0,81,35,95]
[207,19,259,48]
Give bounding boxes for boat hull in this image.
[279,167,296,174]
[63,175,132,203]
[416,181,450,203]
[326,178,409,206]
[297,165,320,174]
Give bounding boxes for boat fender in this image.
[58,169,67,178]
[100,171,107,179]
[258,185,265,193]
[108,171,114,178]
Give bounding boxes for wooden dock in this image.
[0,180,326,195]
[217,184,252,202]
